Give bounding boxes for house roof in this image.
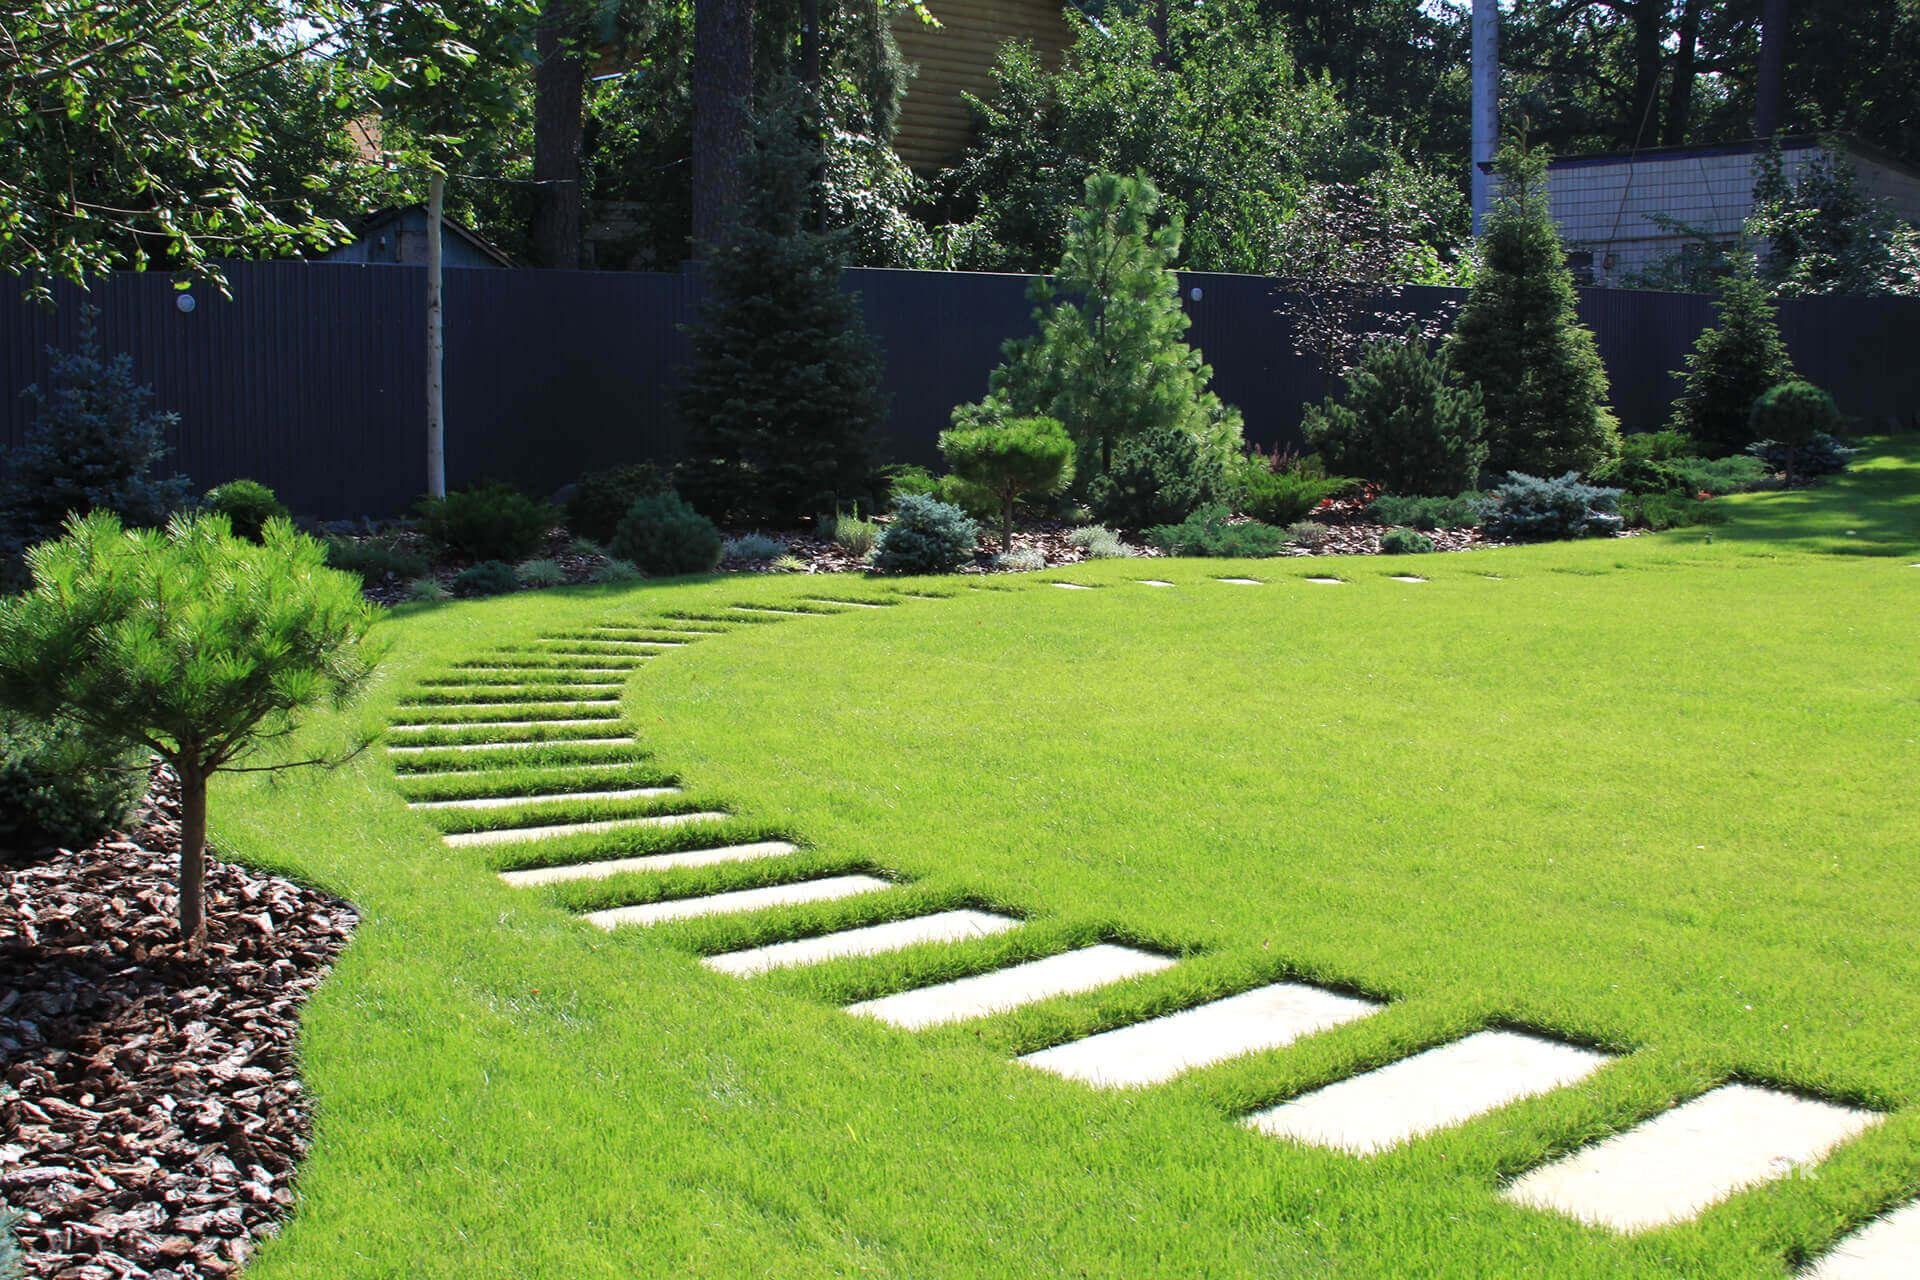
[353,205,518,267]
[1536,133,1920,183]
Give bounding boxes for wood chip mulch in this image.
[1,768,358,1279]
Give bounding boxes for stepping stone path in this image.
[848,944,1175,1030]
[1217,577,1263,585]
[1052,582,1094,590]
[584,873,892,928]
[1389,575,1426,584]
[382,593,1895,1269]
[1503,1084,1881,1232]
[1304,576,1345,585]
[1138,580,1175,588]
[1021,981,1377,1088]
[705,909,1020,976]
[1807,1200,1920,1278]
[1247,1030,1609,1153]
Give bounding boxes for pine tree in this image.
[1666,264,1795,456]
[975,172,1243,476]
[1,310,191,558]
[1447,144,1619,477]
[676,80,886,526]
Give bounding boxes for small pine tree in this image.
[1,310,191,557]
[977,172,1243,476]
[1301,335,1489,495]
[676,80,887,526]
[939,416,1074,550]
[0,512,379,947]
[1447,144,1619,477]
[1666,265,1796,457]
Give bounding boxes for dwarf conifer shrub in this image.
[1378,527,1435,554]
[1302,336,1488,495]
[203,479,289,543]
[1087,424,1228,530]
[721,533,787,562]
[0,512,378,944]
[1749,381,1843,483]
[566,464,666,544]
[451,561,516,597]
[611,493,723,576]
[1366,493,1483,530]
[0,711,144,860]
[324,537,429,585]
[1481,473,1624,541]
[514,558,566,588]
[1146,507,1286,557]
[589,558,643,584]
[940,416,1075,550]
[873,494,977,574]
[1667,269,1795,456]
[1232,460,1348,526]
[420,484,553,562]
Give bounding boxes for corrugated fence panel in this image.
[3,261,1917,517]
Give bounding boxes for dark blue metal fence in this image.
[3,261,1915,516]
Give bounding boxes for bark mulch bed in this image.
[1,769,357,1279]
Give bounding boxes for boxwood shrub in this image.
[611,493,723,576]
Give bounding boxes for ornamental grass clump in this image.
[0,512,380,945]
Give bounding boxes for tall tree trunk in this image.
[426,171,446,499]
[531,0,587,270]
[1662,0,1701,145]
[800,0,821,89]
[1755,0,1788,137]
[692,0,754,253]
[1623,0,1664,147]
[175,759,207,948]
[1148,0,1171,68]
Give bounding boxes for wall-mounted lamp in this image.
[175,292,197,314]
[1189,286,1204,302]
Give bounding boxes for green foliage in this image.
[1447,144,1620,476]
[827,508,879,559]
[1066,525,1132,559]
[1750,144,1920,297]
[992,546,1046,572]
[1145,507,1286,558]
[721,534,787,562]
[1747,433,1856,480]
[1618,429,1696,462]
[0,710,144,859]
[1365,493,1484,530]
[1300,336,1488,494]
[324,537,429,585]
[204,479,289,544]
[566,465,666,544]
[1666,269,1796,456]
[1378,527,1436,554]
[968,172,1244,477]
[406,577,451,603]
[514,558,566,588]
[1086,424,1230,531]
[0,510,377,941]
[1284,520,1330,547]
[1671,453,1772,495]
[588,558,643,585]
[1,315,191,558]
[1751,381,1842,450]
[675,82,885,525]
[872,494,977,575]
[1588,455,1690,496]
[452,561,517,598]
[1230,458,1348,526]
[1619,493,1727,531]
[940,2,1465,276]
[610,493,723,577]
[1482,472,1624,541]
[939,416,1075,550]
[934,475,1000,523]
[419,484,553,563]
[882,465,941,505]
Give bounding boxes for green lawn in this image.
[220,440,1920,1279]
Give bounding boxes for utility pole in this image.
[1471,0,1499,236]
[1755,0,1787,138]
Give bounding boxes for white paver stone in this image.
[498,841,798,886]
[1805,1200,1920,1279]
[1137,580,1175,587]
[583,873,890,927]
[1051,582,1094,591]
[1390,576,1427,583]
[1021,982,1379,1088]
[1503,1083,1881,1232]
[1248,1030,1609,1154]
[704,909,1020,976]
[444,810,727,847]
[389,718,616,733]
[387,738,632,754]
[1217,577,1263,585]
[1304,577,1345,584]
[847,944,1175,1029]
[409,786,678,811]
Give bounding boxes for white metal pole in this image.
[1471,0,1499,237]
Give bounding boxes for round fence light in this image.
[1189,286,1203,302]
[175,292,197,314]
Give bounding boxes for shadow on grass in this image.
[1707,435,1920,556]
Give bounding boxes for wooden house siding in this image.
[891,0,1073,173]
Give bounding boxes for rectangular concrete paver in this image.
[1217,577,1263,585]
[1389,576,1427,583]
[1805,1200,1920,1279]
[1304,577,1345,584]
[1503,1083,1881,1232]
[704,909,1021,976]
[847,944,1175,1030]
[1248,1030,1610,1154]
[1138,580,1174,587]
[499,841,799,886]
[583,873,891,928]
[1051,582,1094,591]
[387,738,633,754]
[409,786,678,811]
[444,810,728,847]
[1021,982,1379,1088]
[389,718,617,732]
